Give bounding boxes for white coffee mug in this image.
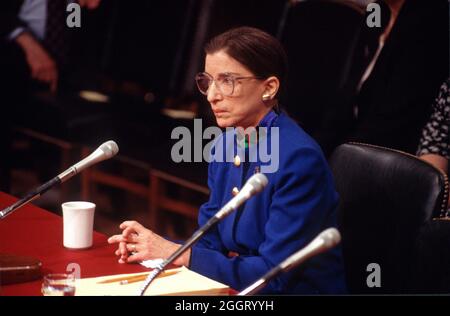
[62,201,96,249]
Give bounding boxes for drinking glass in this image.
[41,273,76,296]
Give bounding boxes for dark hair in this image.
[205,26,288,98]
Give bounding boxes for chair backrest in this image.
[329,143,449,294]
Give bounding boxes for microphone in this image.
[0,140,119,220]
[214,172,268,219]
[57,140,119,183]
[137,173,269,296]
[238,227,341,295]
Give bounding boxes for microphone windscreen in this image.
[246,173,269,194]
[99,141,119,158]
[317,228,341,249]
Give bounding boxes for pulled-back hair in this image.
[205,26,288,98]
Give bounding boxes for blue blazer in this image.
[189,111,347,294]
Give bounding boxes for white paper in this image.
[140,258,164,269]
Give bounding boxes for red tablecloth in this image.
[0,192,147,296]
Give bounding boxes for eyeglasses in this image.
[195,72,262,97]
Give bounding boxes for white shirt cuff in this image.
[8,27,26,41]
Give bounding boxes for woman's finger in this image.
[119,241,128,256]
[126,252,145,263]
[108,234,125,244]
[126,243,138,253]
[119,220,136,229]
[122,227,138,240]
[120,221,146,234]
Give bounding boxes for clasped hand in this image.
[107,221,190,266]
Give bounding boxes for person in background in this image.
[410,79,450,293]
[0,0,101,93]
[0,0,100,192]
[417,78,450,208]
[108,27,346,294]
[346,0,448,154]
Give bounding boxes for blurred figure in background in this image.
[411,78,450,293]
[0,0,101,94]
[346,0,448,154]
[417,78,450,208]
[0,0,100,192]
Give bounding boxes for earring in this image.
[262,93,271,101]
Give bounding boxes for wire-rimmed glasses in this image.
[195,72,262,96]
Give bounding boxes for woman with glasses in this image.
[108,26,346,294]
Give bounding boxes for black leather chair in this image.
[329,143,449,294]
